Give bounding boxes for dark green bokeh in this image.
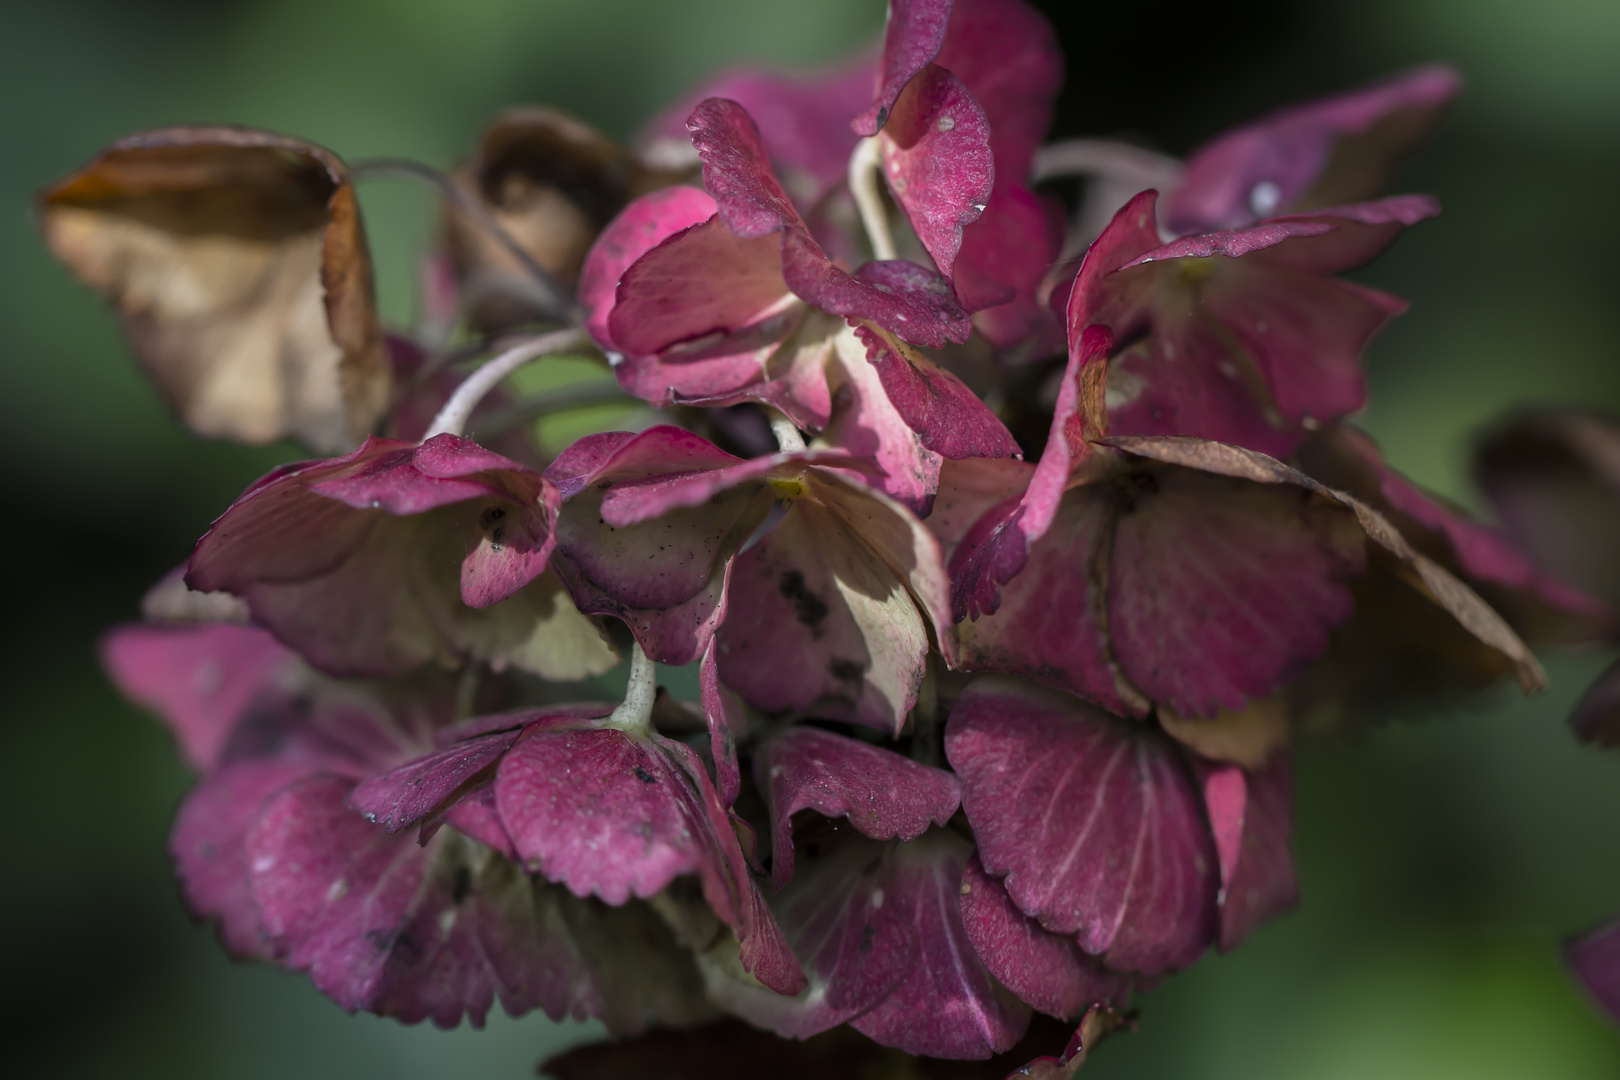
[3,1,1617,1075]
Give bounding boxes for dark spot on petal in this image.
[634,766,657,784]
[829,658,864,682]
[779,570,829,637]
[479,505,507,530]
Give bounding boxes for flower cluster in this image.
[50,0,1603,1071]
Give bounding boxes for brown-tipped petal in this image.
[445,107,670,331]
[40,126,389,451]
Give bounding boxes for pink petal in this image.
[699,640,743,806]
[580,185,719,349]
[607,214,794,359]
[246,773,626,1028]
[1567,918,1620,1024]
[946,678,1217,973]
[852,0,953,136]
[702,838,917,1039]
[957,181,1064,345]
[1194,754,1298,951]
[953,488,1131,714]
[172,760,311,958]
[639,62,874,206]
[821,321,945,516]
[188,437,561,677]
[927,456,1035,567]
[934,0,1063,180]
[849,830,1033,1058]
[1572,660,1620,747]
[348,728,525,835]
[690,98,972,347]
[717,498,933,735]
[854,323,1021,461]
[756,726,960,888]
[1107,463,1365,717]
[102,622,295,772]
[553,551,732,667]
[1133,194,1440,272]
[1169,64,1461,233]
[879,63,994,282]
[959,854,1135,1018]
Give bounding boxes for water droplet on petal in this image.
[1249,179,1282,217]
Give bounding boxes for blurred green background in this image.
[4,0,1619,1076]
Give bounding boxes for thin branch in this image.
[847,136,898,261]
[1031,139,1183,189]
[425,327,589,439]
[350,157,580,322]
[469,379,632,437]
[605,642,658,734]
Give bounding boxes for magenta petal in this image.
[348,729,523,834]
[172,760,309,958]
[821,325,944,516]
[494,724,711,904]
[1568,918,1620,1024]
[1169,64,1461,233]
[699,640,743,807]
[1108,466,1364,716]
[607,213,793,358]
[102,622,295,771]
[1134,194,1440,272]
[581,185,719,349]
[953,489,1130,715]
[756,726,960,889]
[853,0,953,136]
[879,64,994,282]
[855,323,1020,461]
[934,0,1063,179]
[639,62,874,205]
[956,181,1063,344]
[554,552,732,667]
[959,854,1134,1018]
[945,678,1217,973]
[442,787,519,861]
[1194,755,1297,951]
[188,436,562,678]
[688,98,971,347]
[849,830,1033,1059]
[1572,660,1620,747]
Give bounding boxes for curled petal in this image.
[581,185,720,349]
[852,0,954,136]
[38,126,389,451]
[755,726,960,888]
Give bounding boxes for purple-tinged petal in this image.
[494,723,712,904]
[1134,194,1440,272]
[854,322,1021,461]
[820,322,944,516]
[1567,918,1620,1024]
[853,0,953,136]
[247,772,702,1029]
[607,214,794,358]
[690,98,972,347]
[718,466,955,733]
[1474,407,1620,610]
[934,0,1063,180]
[172,760,310,958]
[718,498,933,734]
[1106,465,1364,717]
[581,185,720,350]
[1572,660,1620,748]
[946,678,1217,973]
[102,622,295,772]
[927,456,1035,567]
[348,728,524,835]
[1169,64,1461,233]
[442,787,519,862]
[1007,1006,1136,1079]
[849,830,1033,1059]
[187,436,603,680]
[1194,755,1297,951]
[957,181,1064,346]
[553,552,733,667]
[878,63,994,282]
[698,837,916,1040]
[699,640,744,807]
[756,726,960,889]
[639,61,874,205]
[1302,424,1614,644]
[960,855,1135,1019]
[547,425,742,492]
